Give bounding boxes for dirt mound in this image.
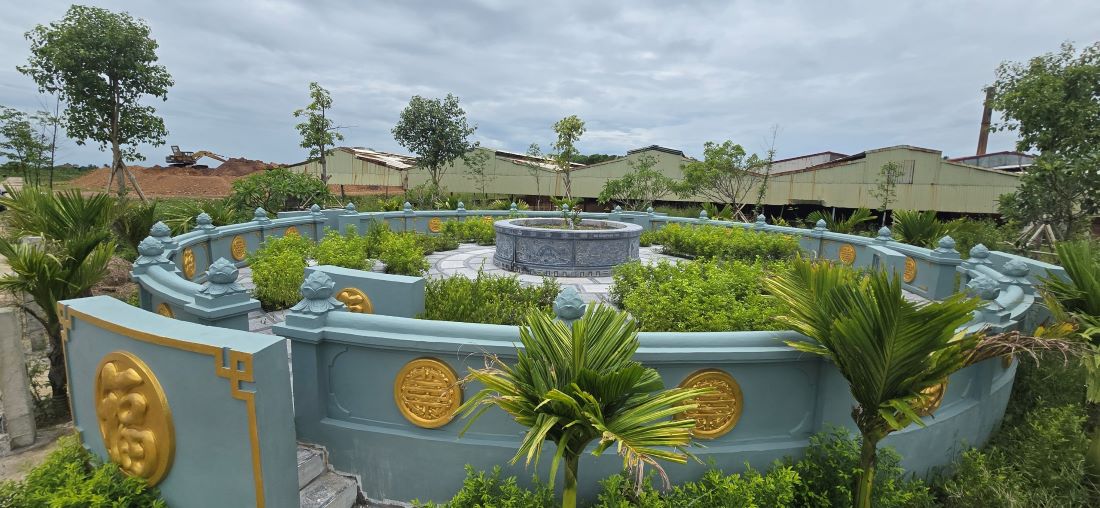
[68,166,236,197]
[215,158,279,176]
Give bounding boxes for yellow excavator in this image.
[165,146,227,168]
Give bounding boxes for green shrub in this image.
[441,219,496,245]
[638,229,662,247]
[379,232,429,276]
[227,167,332,212]
[249,234,312,309]
[789,427,934,508]
[161,198,245,234]
[594,466,800,508]
[891,210,953,248]
[315,227,370,269]
[421,270,559,325]
[611,259,788,332]
[420,233,460,254]
[945,217,1014,258]
[364,220,393,258]
[652,224,799,261]
[0,436,166,507]
[939,405,1097,507]
[413,466,555,508]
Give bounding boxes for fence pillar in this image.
[0,307,35,450]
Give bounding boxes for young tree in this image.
[293,82,344,183]
[869,161,905,226]
[521,143,549,209]
[597,153,677,210]
[19,5,173,200]
[462,148,493,200]
[550,115,586,200]
[392,93,478,189]
[767,259,1073,508]
[678,140,766,221]
[0,107,50,185]
[752,125,780,217]
[459,306,711,508]
[989,41,1100,239]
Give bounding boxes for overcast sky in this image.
[1,1,1098,166]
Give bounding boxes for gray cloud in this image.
[1,0,1097,165]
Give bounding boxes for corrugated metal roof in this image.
[345,147,417,170]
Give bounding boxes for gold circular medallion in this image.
[335,287,373,314]
[285,226,300,237]
[94,351,175,485]
[428,217,443,233]
[482,216,493,224]
[903,257,918,283]
[156,303,173,318]
[230,235,247,261]
[838,244,856,265]
[917,380,947,417]
[181,248,196,280]
[394,358,462,428]
[676,369,744,439]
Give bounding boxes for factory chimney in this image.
[976,87,994,156]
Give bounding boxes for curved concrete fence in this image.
[97,203,1060,504]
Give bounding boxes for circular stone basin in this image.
[493,218,642,277]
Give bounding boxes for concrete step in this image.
[299,471,358,508]
[297,445,325,490]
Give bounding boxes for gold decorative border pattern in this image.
[231,235,248,261]
[58,304,268,507]
[393,357,462,428]
[838,244,856,265]
[903,257,918,283]
[156,303,174,318]
[676,368,744,439]
[182,248,196,279]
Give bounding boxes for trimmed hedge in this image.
[648,224,799,261]
[421,270,559,325]
[610,259,788,332]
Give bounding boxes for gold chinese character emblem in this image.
[95,351,175,485]
[181,248,196,279]
[677,369,744,439]
[336,287,373,314]
[230,235,247,261]
[156,303,173,318]
[903,257,918,283]
[482,216,494,224]
[394,358,462,428]
[428,217,443,233]
[285,226,300,237]
[838,244,856,265]
[917,380,947,417]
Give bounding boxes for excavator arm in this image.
[190,151,227,163]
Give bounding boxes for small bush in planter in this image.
[249,234,312,309]
[315,227,370,269]
[610,259,788,332]
[379,233,429,276]
[421,270,559,325]
[652,224,799,261]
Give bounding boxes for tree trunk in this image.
[46,325,66,399]
[562,451,580,508]
[854,434,879,508]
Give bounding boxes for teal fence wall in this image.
[59,297,298,508]
[110,204,1057,504]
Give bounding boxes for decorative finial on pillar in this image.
[290,271,345,314]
